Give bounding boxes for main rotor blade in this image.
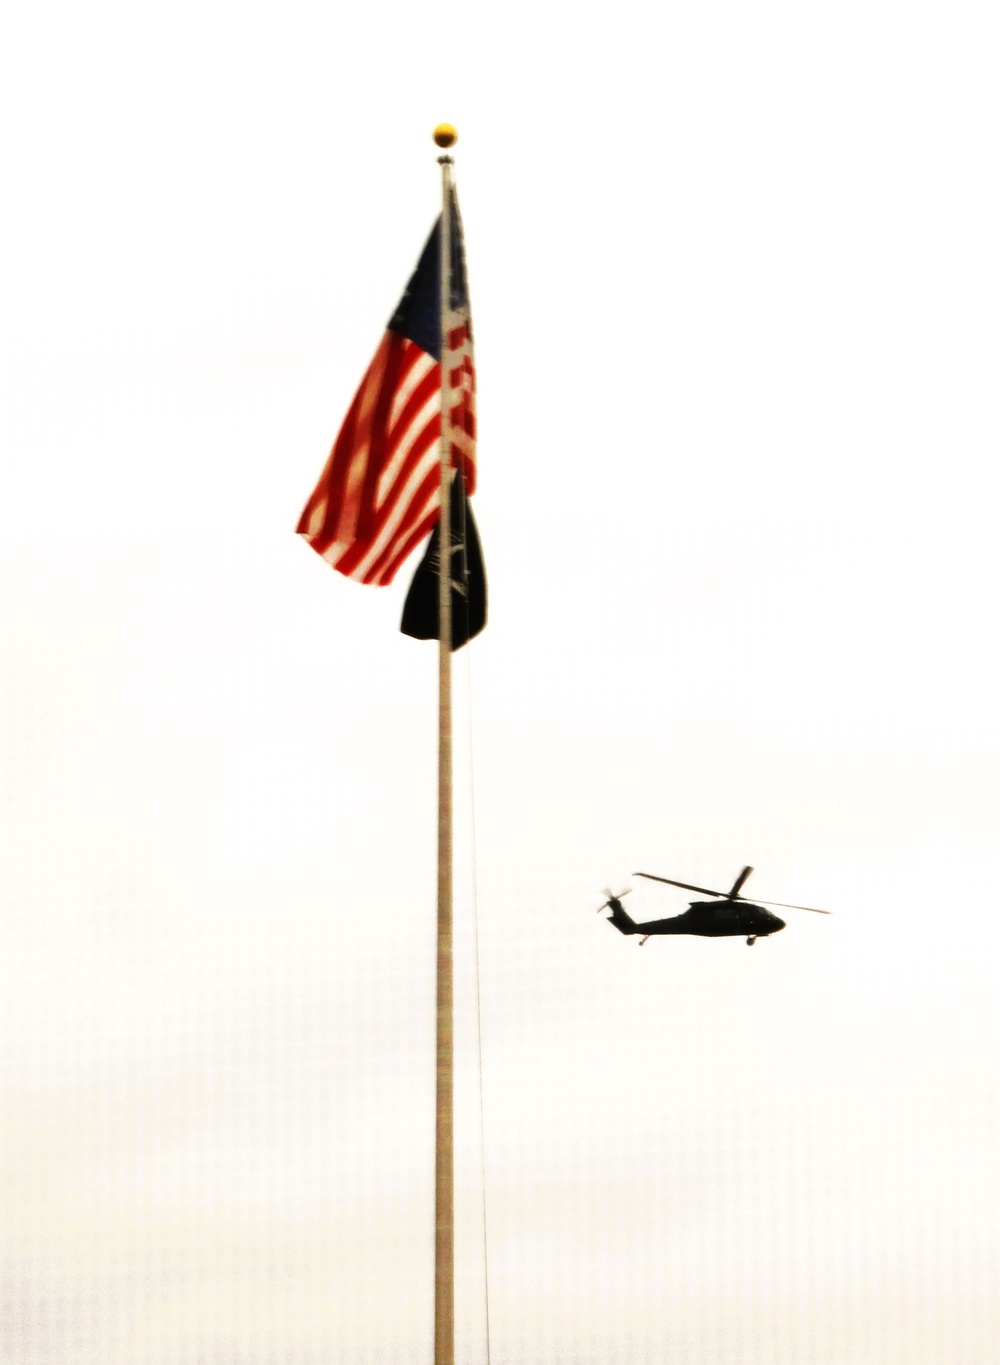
[746,896,833,915]
[634,871,832,915]
[728,865,754,898]
[633,872,726,898]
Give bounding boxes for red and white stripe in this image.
[297,314,476,587]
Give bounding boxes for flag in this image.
[297,187,477,587]
[400,468,487,650]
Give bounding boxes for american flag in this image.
[297,187,476,587]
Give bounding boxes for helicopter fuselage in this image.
[615,898,786,939]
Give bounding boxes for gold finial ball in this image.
[433,123,458,148]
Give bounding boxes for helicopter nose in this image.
[772,916,786,932]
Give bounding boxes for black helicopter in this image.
[597,866,831,946]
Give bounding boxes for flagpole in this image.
[434,126,456,1365]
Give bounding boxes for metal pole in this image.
[434,148,455,1365]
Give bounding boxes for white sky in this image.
[2,2,998,1362]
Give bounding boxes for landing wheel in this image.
[746,935,757,946]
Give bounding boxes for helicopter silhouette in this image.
[597,866,831,946]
